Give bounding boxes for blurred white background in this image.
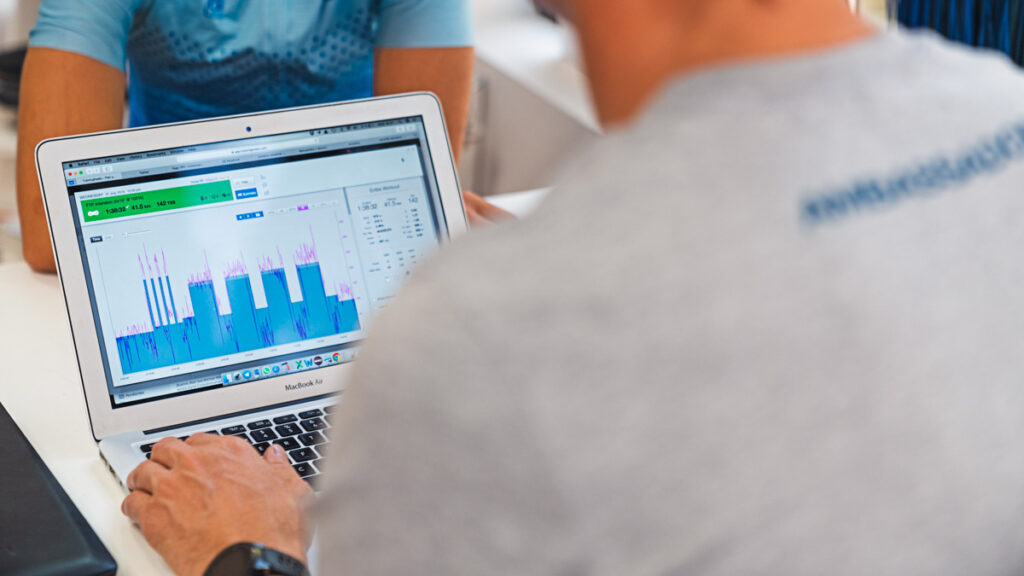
[0,0,30,263]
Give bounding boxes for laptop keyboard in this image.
[137,404,336,485]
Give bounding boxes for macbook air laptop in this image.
[36,93,468,486]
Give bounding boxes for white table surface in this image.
[0,189,548,575]
[0,263,172,574]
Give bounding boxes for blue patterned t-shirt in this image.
[29,0,472,126]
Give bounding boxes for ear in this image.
[534,0,576,23]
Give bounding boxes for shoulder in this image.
[30,0,147,70]
[375,0,472,48]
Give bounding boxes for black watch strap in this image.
[204,542,309,576]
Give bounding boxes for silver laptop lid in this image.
[37,94,467,439]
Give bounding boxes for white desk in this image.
[0,189,547,575]
[0,264,172,574]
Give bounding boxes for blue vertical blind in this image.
[892,0,1024,64]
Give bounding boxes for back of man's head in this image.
[538,0,873,125]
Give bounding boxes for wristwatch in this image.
[204,542,310,576]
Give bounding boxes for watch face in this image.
[206,544,261,576]
[207,543,307,576]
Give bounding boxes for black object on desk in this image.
[0,402,117,576]
[0,46,26,108]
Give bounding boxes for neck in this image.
[576,0,876,127]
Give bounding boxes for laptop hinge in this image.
[142,392,337,435]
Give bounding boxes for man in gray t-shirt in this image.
[122,1,1024,575]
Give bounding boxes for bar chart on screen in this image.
[115,237,360,374]
[86,189,369,383]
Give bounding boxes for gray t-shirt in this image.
[317,32,1024,575]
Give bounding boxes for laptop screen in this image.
[63,116,450,408]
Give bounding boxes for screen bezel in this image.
[37,93,467,440]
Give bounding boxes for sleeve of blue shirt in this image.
[376,0,473,48]
[28,0,143,70]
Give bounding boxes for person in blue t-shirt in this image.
[16,0,509,273]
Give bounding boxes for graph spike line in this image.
[166,275,179,324]
[294,245,317,266]
[257,256,276,272]
[293,226,319,266]
[116,258,360,374]
[188,251,214,287]
[117,322,151,339]
[155,250,179,324]
[224,251,248,279]
[143,244,154,278]
[149,278,163,327]
[143,280,157,330]
[258,247,289,272]
[158,275,173,326]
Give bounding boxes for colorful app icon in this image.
[332,353,341,363]
[233,372,242,382]
[272,365,281,374]
[242,370,252,380]
[222,374,231,384]
[262,367,271,375]
[314,356,323,366]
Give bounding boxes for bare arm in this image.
[374,46,473,164]
[374,47,512,225]
[17,47,126,272]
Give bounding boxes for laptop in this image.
[35,93,468,486]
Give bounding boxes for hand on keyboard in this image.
[122,434,313,576]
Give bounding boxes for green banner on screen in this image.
[81,181,233,223]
